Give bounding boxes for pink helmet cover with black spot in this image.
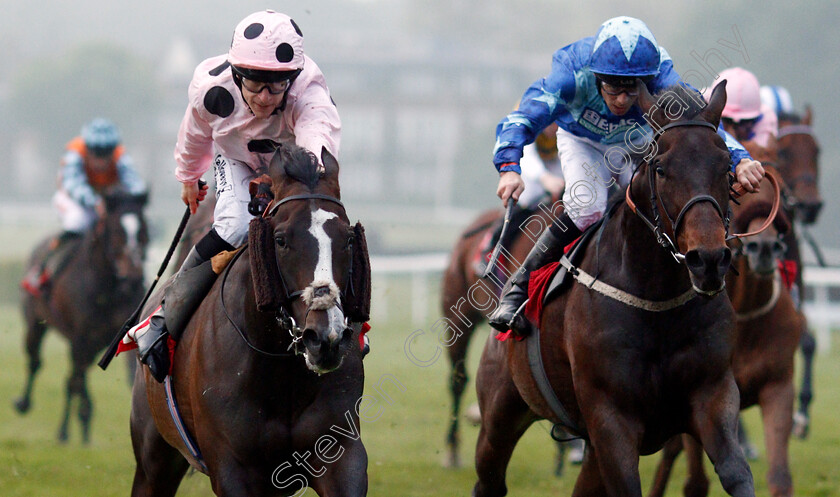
[228,10,305,72]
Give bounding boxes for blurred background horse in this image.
[15,189,148,443]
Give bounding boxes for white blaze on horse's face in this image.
[304,208,345,343]
[309,209,338,284]
[120,213,142,266]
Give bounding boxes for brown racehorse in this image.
[128,144,369,497]
[649,169,802,497]
[473,81,757,497]
[441,204,578,471]
[15,190,148,443]
[774,106,822,438]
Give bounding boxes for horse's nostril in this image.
[685,248,731,277]
[685,250,704,272]
[303,329,321,351]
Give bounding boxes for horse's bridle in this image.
[220,193,353,357]
[626,120,730,263]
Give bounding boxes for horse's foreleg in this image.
[472,347,533,497]
[57,371,81,443]
[77,373,93,444]
[759,380,795,497]
[570,446,607,497]
[682,434,710,497]
[648,435,684,497]
[14,316,48,414]
[310,439,368,497]
[444,320,477,469]
[794,322,815,439]
[67,339,96,444]
[573,406,643,497]
[690,378,755,497]
[554,438,567,477]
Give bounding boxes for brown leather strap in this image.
[730,169,781,239]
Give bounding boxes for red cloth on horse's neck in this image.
[778,259,798,290]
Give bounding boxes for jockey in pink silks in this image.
[127,10,341,382]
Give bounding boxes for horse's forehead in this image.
[119,212,141,237]
[307,208,340,233]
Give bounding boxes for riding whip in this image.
[98,180,205,370]
[482,199,517,279]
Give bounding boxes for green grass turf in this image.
[0,282,838,496]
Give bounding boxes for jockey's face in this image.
[241,78,287,119]
[721,117,757,143]
[600,82,638,116]
[87,155,111,173]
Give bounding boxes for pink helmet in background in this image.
[228,10,305,76]
[706,67,762,121]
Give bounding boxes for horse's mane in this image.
[273,144,321,190]
[647,83,708,126]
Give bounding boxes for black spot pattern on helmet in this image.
[276,43,294,63]
[209,61,230,77]
[204,86,234,118]
[290,19,303,37]
[244,23,264,39]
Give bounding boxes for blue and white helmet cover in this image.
[590,16,660,77]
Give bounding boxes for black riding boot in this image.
[138,229,233,382]
[488,214,581,336]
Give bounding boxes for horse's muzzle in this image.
[301,306,348,374]
[685,247,731,296]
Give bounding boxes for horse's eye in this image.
[655,166,665,177]
[275,234,287,248]
[347,236,354,249]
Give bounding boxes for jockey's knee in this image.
[197,227,237,259]
[565,210,602,233]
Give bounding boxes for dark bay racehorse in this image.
[16,190,148,443]
[774,106,822,438]
[129,145,369,497]
[473,81,757,497]
[649,169,801,497]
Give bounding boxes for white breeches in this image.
[211,153,258,247]
[557,128,641,231]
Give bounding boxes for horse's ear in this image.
[802,104,813,125]
[700,79,727,126]
[635,80,656,114]
[321,146,339,179]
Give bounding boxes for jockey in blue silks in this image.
[488,16,765,335]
